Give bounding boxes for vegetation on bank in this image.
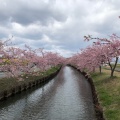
[0,65,61,93]
[91,68,120,120]
[103,63,120,72]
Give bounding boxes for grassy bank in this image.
[0,66,61,93]
[91,69,120,120]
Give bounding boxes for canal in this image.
[0,66,96,120]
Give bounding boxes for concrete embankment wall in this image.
[0,67,61,101]
[69,65,105,120]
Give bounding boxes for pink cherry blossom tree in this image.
[0,41,64,79]
[84,34,120,77]
[68,34,120,77]
[68,45,107,73]
[45,52,64,67]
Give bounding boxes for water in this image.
[0,66,96,120]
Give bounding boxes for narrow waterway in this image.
[0,66,96,120]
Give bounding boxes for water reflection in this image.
[0,66,96,120]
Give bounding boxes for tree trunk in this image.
[92,67,95,72]
[99,65,102,74]
[109,57,119,77]
[110,70,114,77]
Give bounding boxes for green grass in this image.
[0,66,61,93]
[91,69,120,120]
[103,63,120,70]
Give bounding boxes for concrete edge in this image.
[68,65,105,120]
[0,66,62,101]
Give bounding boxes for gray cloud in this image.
[0,0,120,57]
[0,0,67,26]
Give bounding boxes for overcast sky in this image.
[0,0,120,57]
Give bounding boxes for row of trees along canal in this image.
[0,40,65,80]
[68,34,120,77]
[1,33,120,80]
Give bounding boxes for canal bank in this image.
[0,66,96,120]
[91,68,120,120]
[68,65,105,120]
[0,66,61,101]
